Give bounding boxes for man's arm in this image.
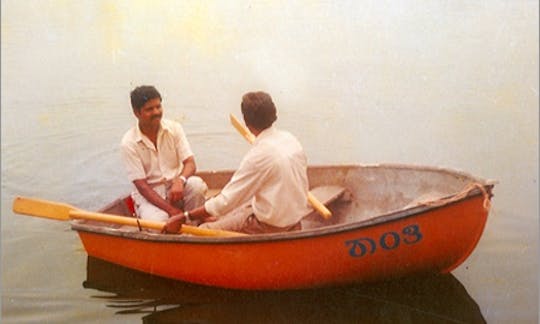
[168,155,197,203]
[181,155,197,178]
[162,204,216,234]
[204,153,264,217]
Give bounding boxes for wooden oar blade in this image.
[13,196,246,237]
[12,196,74,221]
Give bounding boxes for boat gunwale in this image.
[199,162,497,186]
[71,187,492,245]
[71,163,495,244]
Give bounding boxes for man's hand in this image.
[167,179,184,204]
[194,214,218,224]
[161,214,186,234]
[186,206,218,224]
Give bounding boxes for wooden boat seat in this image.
[300,185,348,230]
[304,185,347,217]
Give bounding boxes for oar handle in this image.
[70,210,162,230]
[307,192,332,219]
[69,210,246,237]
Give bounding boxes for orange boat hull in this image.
[76,194,488,290]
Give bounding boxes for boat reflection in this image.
[83,256,485,323]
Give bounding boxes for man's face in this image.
[135,98,162,128]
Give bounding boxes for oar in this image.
[12,196,246,237]
[229,114,332,219]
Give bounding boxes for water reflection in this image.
[83,256,485,323]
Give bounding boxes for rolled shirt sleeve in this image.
[120,128,148,182]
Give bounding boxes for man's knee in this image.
[186,176,208,196]
[184,176,208,211]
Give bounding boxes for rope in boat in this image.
[136,217,142,231]
[417,182,492,211]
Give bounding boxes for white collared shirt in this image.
[120,119,193,185]
[205,126,310,227]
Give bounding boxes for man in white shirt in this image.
[120,85,207,223]
[163,91,310,234]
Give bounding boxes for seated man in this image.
[120,85,207,223]
[164,91,311,234]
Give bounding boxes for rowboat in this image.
[68,163,495,290]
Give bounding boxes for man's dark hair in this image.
[241,91,277,130]
[130,85,162,112]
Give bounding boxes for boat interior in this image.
[94,164,493,232]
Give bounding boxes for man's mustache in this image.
[152,114,162,120]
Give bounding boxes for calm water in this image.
[1,1,538,323]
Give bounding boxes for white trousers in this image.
[200,203,301,234]
[132,176,207,223]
